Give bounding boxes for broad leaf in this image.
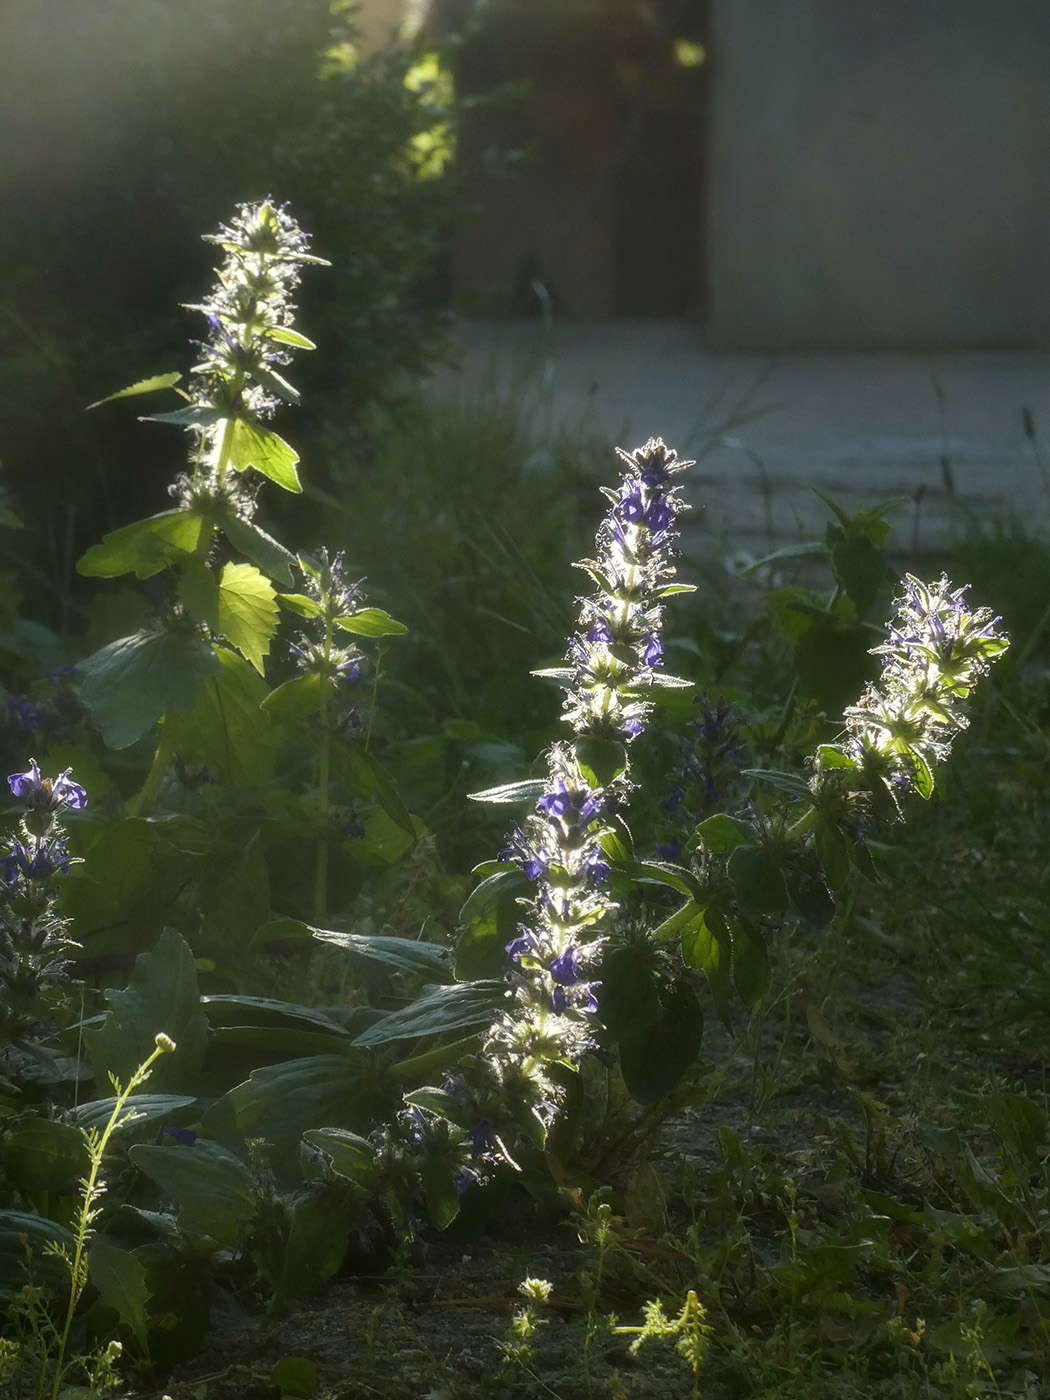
[309,924,453,980]
[277,592,323,619]
[202,1054,387,1166]
[331,736,416,837]
[455,869,530,981]
[610,858,702,899]
[176,556,220,628]
[265,326,316,350]
[217,562,278,673]
[303,1129,377,1190]
[730,917,772,1006]
[130,1139,255,1248]
[618,982,703,1103]
[229,419,301,492]
[467,778,549,805]
[727,843,791,914]
[88,371,182,409]
[0,1116,88,1195]
[68,1094,197,1134]
[88,1239,151,1356]
[77,629,221,749]
[335,607,408,637]
[265,1186,357,1309]
[695,813,753,855]
[77,509,206,580]
[261,672,322,724]
[168,647,279,786]
[574,735,627,790]
[0,1211,75,1300]
[350,981,506,1047]
[681,906,734,1029]
[86,928,209,1095]
[219,513,295,585]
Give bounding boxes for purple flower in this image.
[506,930,538,963]
[645,498,675,535]
[10,837,70,880]
[7,761,87,812]
[537,786,572,820]
[7,759,42,798]
[550,948,581,985]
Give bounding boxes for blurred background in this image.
[3,0,1050,623]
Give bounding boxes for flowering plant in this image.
[0,760,86,1073]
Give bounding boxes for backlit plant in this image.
[0,199,1018,1395]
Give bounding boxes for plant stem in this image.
[51,1038,171,1400]
[126,715,178,818]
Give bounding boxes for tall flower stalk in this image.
[77,200,329,807]
[807,573,1009,826]
[479,439,694,1125]
[1,760,86,1059]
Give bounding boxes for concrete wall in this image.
[707,0,1050,350]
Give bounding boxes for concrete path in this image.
[429,320,1050,557]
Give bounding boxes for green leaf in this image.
[265,1188,357,1309]
[277,592,324,619]
[609,858,702,899]
[229,419,301,492]
[650,896,710,945]
[261,672,322,724]
[140,404,225,427]
[176,556,220,629]
[219,513,295,585]
[270,1357,319,1398]
[0,1116,88,1195]
[455,869,531,981]
[420,1156,461,1231]
[906,747,935,800]
[77,629,221,749]
[467,778,549,805]
[618,983,703,1103]
[88,1238,151,1357]
[598,945,662,1038]
[335,607,408,637]
[350,981,506,1047]
[88,371,182,409]
[86,928,209,1096]
[265,326,317,350]
[167,646,278,786]
[574,735,627,789]
[201,993,360,1034]
[814,744,858,772]
[985,1093,1049,1167]
[695,813,753,855]
[309,924,453,980]
[0,1211,75,1301]
[217,562,278,673]
[303,1129,378,1190]
[727,844,790,915]
[202,1054,386,1166]
[60,818,176,960]
[815,819,851,890]
[730,918,771,1006]
[331,736,416,837]
[77,509,206,580]
[681,906,734,1029]
[742,768,814,800]
[793,618,879,716]
[67,1094,197,1135]
[253,361,300,405]
[130,1139,255,1248]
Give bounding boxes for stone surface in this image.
[427,318,1050,552]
